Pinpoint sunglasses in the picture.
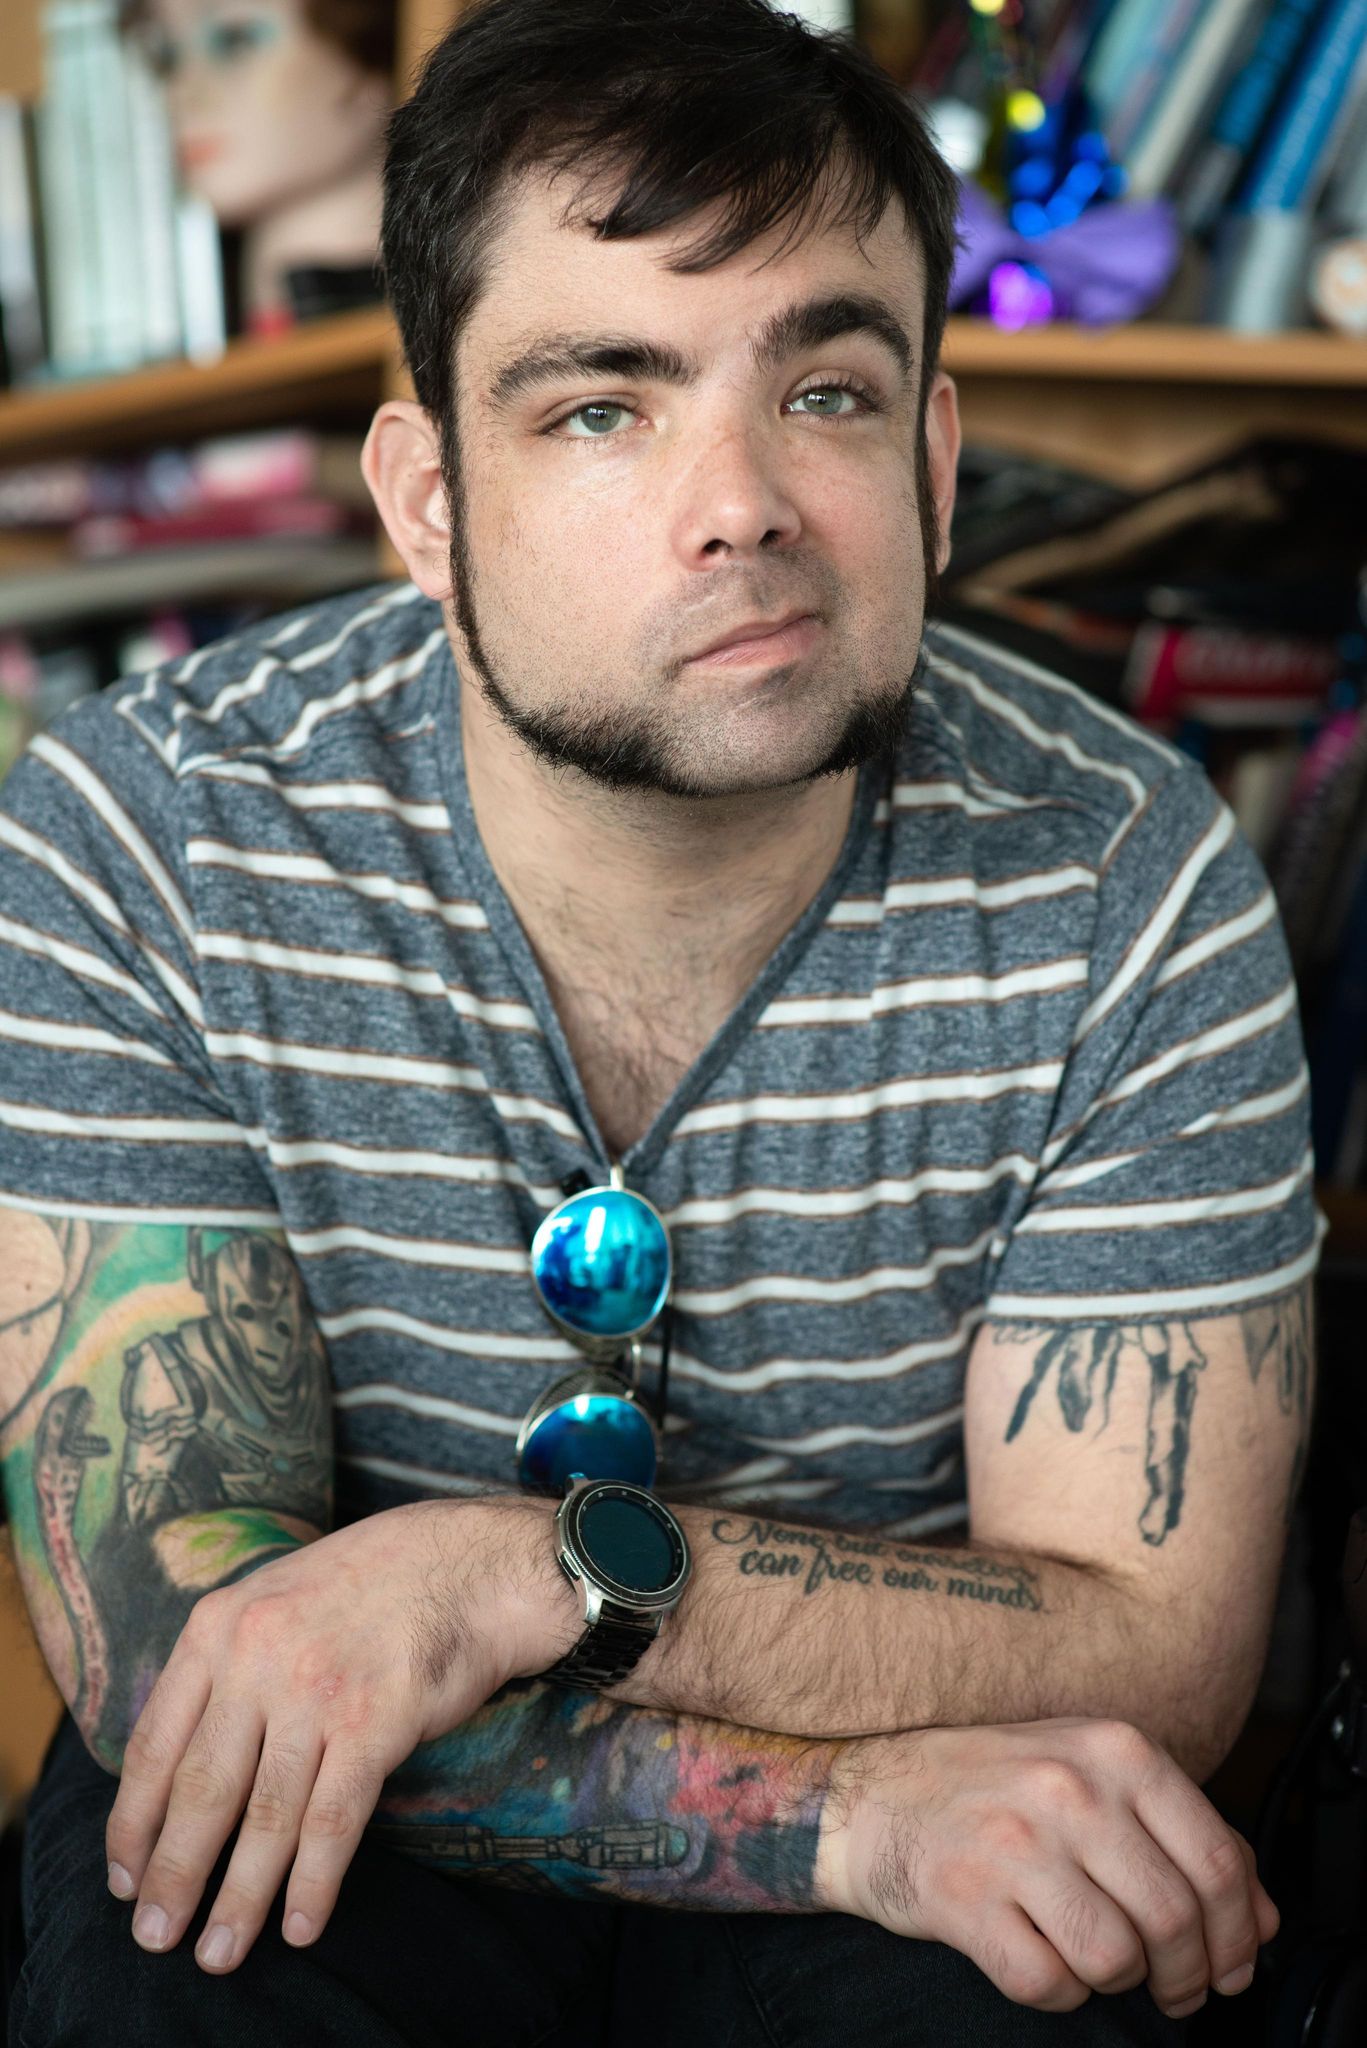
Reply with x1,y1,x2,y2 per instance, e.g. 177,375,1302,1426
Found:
515,1165,674,1494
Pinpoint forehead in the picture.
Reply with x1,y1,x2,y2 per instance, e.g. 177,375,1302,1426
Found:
464,166,925,364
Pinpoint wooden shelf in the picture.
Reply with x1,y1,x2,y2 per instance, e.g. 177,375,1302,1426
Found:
2,312,1365,481
941,320,1367,389
0,306,398,466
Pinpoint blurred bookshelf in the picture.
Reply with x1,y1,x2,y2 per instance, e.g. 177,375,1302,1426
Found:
1,308,1365,485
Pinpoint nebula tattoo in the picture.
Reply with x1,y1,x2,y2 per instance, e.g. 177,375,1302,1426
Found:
995,1283,1314,1546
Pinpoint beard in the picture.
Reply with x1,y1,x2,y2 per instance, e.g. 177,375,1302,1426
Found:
443,428,941,799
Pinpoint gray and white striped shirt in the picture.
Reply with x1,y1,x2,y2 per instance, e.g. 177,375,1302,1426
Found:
0,579,1325,1538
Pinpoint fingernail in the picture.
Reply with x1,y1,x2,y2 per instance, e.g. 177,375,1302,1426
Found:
197,1923,234,1969
284,1909,312,1945
1164,1993,1207,2018
107,1862,134,1899
133,1903,169,1950
1216,1963,1255,1995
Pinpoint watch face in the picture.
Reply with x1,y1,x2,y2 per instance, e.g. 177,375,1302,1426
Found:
576,1486,686,1594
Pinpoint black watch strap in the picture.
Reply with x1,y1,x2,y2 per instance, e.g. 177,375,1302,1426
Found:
544,1599,660,1691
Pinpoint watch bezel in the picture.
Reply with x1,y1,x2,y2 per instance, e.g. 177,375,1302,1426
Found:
556,1477,691,1612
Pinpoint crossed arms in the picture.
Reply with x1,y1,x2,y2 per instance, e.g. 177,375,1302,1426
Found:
1,1214,1314,1913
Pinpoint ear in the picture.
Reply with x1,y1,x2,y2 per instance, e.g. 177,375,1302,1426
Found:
924,369,961,576
360,399,453,601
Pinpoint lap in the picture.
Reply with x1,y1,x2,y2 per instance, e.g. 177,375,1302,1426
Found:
11,1715,1195,2048
608,1897,1196,2048
11,1712,619,2048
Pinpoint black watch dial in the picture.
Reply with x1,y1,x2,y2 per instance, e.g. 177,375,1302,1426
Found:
577,1486,686,1594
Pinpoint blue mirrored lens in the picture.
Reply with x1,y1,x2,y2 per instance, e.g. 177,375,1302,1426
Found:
531,1187,670,1341
519,1392,658,1491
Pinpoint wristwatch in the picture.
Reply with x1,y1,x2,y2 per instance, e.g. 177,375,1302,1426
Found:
541,1472,692,1691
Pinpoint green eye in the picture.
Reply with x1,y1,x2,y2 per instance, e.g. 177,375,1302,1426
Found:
791,386,861,416
203,15,279,62
562,403,631,437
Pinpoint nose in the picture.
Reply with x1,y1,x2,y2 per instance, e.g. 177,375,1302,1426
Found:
671,409,803,565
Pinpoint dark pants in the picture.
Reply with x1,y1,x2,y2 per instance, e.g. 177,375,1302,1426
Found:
10,1712,1190,2048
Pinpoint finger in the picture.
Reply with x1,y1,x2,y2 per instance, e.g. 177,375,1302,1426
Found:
1078,1824,1211,2017
1017,1869,1149,1999
277,1739,386,1954
1233,1831,1281,1958
194,1723,324,1975
1132,1773,1262,2004
106,1653,213,1896
972,1904,1093,2014
132,1697,265,1956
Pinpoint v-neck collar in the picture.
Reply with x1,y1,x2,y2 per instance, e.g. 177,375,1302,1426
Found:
431,640,890,1182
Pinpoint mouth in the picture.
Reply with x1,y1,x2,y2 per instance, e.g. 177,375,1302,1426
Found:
684,612,822,670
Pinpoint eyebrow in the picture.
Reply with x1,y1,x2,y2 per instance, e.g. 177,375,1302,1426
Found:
485,291,916,412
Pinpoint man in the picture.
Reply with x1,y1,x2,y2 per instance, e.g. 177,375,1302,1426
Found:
0,0,1318,2042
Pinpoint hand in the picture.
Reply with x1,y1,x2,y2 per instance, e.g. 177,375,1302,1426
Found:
105,1495,546,1975
823,1717,1279,2020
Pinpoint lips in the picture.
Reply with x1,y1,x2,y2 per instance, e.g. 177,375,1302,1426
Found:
686,610,816,662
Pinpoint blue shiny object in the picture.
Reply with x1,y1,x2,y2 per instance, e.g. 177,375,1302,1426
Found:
530,1186,671,1343
519,1388,658,1491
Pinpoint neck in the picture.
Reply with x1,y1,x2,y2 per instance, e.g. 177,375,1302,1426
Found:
242,159,384,319
457,664,861,1014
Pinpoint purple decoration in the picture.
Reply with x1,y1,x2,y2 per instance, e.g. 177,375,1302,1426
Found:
988,261,1056,329
950,177,1180,326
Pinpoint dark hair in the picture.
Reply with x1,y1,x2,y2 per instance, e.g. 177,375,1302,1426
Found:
381,0,960,487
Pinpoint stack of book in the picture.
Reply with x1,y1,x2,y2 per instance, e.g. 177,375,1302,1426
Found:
0,0,225,388
920,0,1367,331
0,424,377,772
945,431,1367,1193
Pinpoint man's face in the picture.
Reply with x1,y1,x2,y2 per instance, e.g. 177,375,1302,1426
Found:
445,168,958,798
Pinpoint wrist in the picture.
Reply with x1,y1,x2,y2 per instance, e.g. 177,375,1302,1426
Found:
817,1732,903,1920
488,1492,585,1683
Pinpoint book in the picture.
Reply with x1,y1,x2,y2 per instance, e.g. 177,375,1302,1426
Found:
0,430,369,526
0,95,44,386
1179,0,1325,232
1104,0,1213,164
71,494,370,557
1268,701,1367,973
1122,0,1273,198
1236,0,1367,208
1122,620,1342,722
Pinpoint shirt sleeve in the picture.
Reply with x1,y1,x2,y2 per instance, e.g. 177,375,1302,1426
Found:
0,690,277,1225
985,761,1327,1323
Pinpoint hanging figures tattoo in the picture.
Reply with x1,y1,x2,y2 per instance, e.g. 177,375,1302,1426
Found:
993,1282,1314,1546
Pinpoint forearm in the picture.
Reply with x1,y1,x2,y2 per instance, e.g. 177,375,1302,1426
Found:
568,1503,1222,1780
368,1673,853,1913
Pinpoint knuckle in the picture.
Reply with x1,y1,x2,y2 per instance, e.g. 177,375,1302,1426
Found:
1088,1939,1147,1992
1197,1832,1249,1897
123,1717,176,1779
980,1810,1040,1860
1028,1758,1089,1810
301,1797,356,1841
1004,1957,1081,2010
1092,1720,1154,1772
1144,1890,1200,1946
1157,1976,1210,2011
146,1844,201,1890
177,1756,237,1811
244,1783,297,1836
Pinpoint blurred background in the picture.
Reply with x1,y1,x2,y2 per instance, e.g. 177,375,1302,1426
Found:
0,0,1365,2031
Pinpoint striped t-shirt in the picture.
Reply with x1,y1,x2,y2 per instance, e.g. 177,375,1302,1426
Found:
0,578,1325,1540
